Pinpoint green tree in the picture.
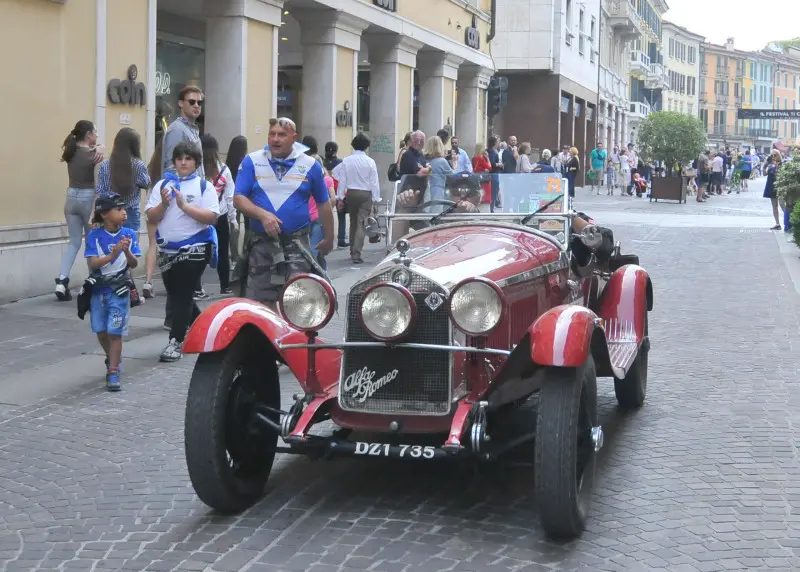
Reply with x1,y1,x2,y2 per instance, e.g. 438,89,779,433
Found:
636,111,707,175
776,154,800,207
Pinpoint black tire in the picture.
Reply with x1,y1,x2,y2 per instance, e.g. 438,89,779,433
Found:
534,356,598,540
184,333,280,513
614,314,649,409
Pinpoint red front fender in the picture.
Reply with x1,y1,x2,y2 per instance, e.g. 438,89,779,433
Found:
596,264,652,342
182,298,341,392
529,305,599,367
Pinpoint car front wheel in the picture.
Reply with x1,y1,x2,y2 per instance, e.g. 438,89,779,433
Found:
534,356,599,540
184,334,281,513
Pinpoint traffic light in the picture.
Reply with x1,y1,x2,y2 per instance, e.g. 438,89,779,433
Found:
487,76,508,117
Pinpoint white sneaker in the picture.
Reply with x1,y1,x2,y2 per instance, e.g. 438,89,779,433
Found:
159,338,183,362
142,281,154,299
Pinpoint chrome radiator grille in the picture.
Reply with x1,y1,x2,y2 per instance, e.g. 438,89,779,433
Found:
339,269,452,416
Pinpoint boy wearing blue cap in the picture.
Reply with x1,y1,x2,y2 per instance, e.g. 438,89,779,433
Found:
84,194,141,391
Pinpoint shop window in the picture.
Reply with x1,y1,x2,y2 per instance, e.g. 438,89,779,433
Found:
156,39,205,134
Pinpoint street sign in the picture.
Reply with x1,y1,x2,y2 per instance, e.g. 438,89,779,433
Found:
737,109,800,120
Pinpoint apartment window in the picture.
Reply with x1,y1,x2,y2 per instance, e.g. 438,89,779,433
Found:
777,73,781,87
785,97,789,109
565,0,573,45
795,76,798,90
578,8,585,55
688,46,696,64
750,87,754,104
688,103,694,116
785,73,789,86
590,17,596,62
669,38,674,58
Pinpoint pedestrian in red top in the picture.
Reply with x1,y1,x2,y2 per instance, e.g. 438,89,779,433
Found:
472,143,492,204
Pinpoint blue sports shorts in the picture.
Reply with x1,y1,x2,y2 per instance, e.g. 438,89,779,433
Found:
90,290,130,336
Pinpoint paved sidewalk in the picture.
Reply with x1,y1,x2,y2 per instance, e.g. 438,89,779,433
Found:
0,240,386,410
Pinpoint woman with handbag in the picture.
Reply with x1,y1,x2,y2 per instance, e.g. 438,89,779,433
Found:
202,134,237,294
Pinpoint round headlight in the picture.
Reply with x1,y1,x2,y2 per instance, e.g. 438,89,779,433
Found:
280,275,334,331
360,284,415,341
449,280,504,335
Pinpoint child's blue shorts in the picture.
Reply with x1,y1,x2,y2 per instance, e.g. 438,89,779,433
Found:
90,290,130,336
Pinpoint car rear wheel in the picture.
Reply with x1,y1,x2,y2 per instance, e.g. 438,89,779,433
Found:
534,356,598,540
614,314,649,409
184,333,280,513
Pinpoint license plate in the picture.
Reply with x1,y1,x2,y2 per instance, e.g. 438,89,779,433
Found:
353,442,439,459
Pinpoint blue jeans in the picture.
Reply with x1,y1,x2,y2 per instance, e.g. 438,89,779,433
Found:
309,220,327,270
58,188,95,279
124,205,141,232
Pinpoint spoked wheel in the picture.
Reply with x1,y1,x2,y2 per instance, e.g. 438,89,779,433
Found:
614,314,649,409
184,334,281,513
534,356,599,540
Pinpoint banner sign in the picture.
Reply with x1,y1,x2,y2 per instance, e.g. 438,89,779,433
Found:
737,109,800,120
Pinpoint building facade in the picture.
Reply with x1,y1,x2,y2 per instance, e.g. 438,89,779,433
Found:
491,0,602,169
625,0,668,144
662,21,702,117
596,0,637,152
699,39,800,152
0,0,494,303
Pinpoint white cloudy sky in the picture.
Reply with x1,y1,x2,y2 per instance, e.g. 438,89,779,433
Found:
662,0,800,51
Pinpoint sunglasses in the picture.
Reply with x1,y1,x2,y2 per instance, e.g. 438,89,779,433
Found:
184,98,203,106
269,117,297,131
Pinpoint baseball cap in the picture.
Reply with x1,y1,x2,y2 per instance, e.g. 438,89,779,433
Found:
95,194,125,213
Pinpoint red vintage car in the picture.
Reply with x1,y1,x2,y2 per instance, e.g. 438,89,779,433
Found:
181,173,653,540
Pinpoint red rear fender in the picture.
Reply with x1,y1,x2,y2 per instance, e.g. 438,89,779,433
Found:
182,298,341,391
596,264,652,342
529,305,600,367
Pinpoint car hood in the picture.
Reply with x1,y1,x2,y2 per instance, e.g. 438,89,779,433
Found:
374,224,564,289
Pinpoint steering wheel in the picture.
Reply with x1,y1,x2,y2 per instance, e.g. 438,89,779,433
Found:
413,199,457,211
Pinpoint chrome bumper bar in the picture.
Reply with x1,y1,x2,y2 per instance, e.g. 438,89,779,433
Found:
277,341,511,356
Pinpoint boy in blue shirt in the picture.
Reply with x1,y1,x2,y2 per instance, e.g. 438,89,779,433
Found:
85,194,141,391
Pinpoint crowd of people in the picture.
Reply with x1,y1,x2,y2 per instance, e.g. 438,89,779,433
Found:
55,85,379,391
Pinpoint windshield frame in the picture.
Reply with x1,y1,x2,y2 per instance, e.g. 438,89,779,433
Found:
377,173,574,251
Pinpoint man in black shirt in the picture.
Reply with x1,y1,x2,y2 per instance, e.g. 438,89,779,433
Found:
398,130,432,177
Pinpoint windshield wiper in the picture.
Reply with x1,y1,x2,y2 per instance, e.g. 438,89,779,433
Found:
429,202,459,225
520,194,565,226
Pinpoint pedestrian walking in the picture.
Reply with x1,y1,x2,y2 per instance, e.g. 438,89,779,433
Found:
142,132,163,303
54,120,104,301
224,135,248,261
323,141,347,248
741,149,753,192
608,146,620,195
472,143,492,203
487,136,503,210
96,128,150,231
566,147,580,198
233,117,333,309
763,150,782,230
331,133,381,264
696,150,710,202
589,142,606,195
710,151,724,195
146,141,220,363
308,158,337,270
626,143,639,196
83,194,141,391
201,134,238,294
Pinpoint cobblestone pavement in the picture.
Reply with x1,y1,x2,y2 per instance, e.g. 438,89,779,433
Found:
3,182,800,571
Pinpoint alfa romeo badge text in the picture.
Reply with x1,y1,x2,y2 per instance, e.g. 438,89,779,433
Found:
343,367,399,402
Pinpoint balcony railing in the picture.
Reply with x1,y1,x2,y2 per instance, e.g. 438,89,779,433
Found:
700,64,708,76
607,0,644,41
716,67,729,79
630,100,651,118
717,94,730,106
645,62,669,90
630,50,650,77
699,92,708,103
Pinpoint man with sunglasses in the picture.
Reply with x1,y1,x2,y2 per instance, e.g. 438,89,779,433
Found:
233,117,334,309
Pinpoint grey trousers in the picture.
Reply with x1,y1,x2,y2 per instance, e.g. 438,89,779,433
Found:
58,188,95,279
